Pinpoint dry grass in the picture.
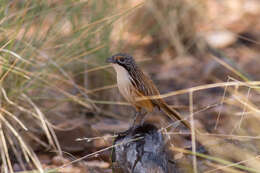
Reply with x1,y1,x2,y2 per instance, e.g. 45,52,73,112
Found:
1,0,260,173
0,0,147,172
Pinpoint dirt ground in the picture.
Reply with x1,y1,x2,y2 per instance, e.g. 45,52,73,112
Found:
2,0,260,173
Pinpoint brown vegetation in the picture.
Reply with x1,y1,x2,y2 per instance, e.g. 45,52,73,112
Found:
0,0,260,172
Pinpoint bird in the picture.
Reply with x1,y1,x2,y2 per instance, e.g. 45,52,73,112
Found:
106,53,190,129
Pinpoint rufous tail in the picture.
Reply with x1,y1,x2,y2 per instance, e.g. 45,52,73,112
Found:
159,101,191,129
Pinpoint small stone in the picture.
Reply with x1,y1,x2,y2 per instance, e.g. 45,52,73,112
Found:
205,30,237,48
52,155,70,166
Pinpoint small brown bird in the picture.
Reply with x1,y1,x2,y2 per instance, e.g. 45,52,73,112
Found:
107,53,190,129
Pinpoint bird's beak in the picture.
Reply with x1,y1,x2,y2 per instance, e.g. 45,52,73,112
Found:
106,56,114,63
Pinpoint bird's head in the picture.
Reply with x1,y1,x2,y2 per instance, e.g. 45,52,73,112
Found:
106,53,136,71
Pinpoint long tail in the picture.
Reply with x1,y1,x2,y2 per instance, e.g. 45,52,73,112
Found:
158,101,191,129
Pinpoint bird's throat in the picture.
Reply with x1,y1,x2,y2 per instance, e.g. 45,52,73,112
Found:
112,63,133,102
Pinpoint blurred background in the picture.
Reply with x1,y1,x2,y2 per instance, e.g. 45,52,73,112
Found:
1,0,260,172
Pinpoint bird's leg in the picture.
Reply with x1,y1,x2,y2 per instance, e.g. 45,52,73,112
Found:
140,111,148,126
131,109,147,127
131,110,140,128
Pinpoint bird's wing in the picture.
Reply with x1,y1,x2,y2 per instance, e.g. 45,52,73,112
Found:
129,69,160,104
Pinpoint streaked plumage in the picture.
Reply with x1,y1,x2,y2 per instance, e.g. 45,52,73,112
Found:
107,53,190,129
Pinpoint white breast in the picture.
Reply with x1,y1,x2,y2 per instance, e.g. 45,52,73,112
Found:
112,64,133,102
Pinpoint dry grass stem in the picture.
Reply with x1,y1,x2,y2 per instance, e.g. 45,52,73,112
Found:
136,81,260,101
189,91,198,173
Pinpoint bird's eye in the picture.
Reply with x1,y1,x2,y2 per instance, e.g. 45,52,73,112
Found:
118,57,125,63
